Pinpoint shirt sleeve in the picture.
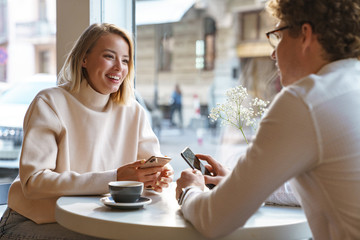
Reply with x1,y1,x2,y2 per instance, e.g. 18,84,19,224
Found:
20,97,116,199
180,89,319,239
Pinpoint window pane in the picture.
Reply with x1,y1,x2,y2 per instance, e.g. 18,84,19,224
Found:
259,10,276,40
196,40,204,69
159,24,173,71
0,0,56,180
205,34,215,70
5,0,56,83
242,12,258,41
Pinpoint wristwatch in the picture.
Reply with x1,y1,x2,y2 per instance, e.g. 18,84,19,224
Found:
177,186,194,205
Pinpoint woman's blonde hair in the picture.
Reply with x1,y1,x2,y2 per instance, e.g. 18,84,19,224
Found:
58,23,135,105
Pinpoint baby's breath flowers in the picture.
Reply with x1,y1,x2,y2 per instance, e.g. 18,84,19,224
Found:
209,86,269,144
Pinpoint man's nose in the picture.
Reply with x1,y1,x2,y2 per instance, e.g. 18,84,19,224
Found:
270,49,276,60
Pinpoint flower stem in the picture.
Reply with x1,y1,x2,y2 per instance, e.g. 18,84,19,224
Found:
239,127,249,145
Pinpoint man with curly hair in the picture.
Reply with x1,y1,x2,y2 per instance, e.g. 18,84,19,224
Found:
176,0,360,239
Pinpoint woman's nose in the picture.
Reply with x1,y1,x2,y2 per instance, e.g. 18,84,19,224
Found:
113,60,122,71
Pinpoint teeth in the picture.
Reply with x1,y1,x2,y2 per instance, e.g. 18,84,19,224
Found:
107,75,120,80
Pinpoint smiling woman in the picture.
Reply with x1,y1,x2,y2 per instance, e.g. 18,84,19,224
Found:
81,34,130,95
0,23,174,239
58,24,135,105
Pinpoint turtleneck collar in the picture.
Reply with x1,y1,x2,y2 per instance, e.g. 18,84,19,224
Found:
72,79,111,112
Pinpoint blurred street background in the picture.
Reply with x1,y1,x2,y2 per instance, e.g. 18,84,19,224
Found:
1,0,268,185
0,119,249,184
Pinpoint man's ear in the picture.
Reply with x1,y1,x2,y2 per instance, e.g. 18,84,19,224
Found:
301,23,314,53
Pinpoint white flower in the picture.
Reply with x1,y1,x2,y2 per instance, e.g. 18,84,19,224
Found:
209,86,269,144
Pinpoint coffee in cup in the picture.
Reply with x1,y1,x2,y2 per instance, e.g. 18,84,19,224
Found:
108,181,144,203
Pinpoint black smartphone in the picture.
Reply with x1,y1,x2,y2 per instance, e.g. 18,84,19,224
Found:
180,147,215,189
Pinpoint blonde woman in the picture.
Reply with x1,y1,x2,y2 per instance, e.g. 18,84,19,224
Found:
0,23,173,239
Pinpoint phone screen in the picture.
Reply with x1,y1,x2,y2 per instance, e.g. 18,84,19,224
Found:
181,147,210,175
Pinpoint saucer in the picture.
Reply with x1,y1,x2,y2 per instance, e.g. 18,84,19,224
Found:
100,196,152,210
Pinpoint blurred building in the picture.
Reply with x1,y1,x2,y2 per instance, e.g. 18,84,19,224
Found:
135,0,279,127
0,0,56,84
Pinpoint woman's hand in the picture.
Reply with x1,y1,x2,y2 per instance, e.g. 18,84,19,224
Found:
117,160,163,187
176,168,205,199
152,164,174,193
116,160,174,193
196,154,230,186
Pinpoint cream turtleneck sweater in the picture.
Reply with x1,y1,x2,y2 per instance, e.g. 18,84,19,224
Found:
8,80,161,224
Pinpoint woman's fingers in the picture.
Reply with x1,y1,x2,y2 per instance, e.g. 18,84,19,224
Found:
118,160,174,191
128,159,146,167
138,166,163,175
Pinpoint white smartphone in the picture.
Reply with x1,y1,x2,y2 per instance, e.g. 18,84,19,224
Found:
139,156,171,168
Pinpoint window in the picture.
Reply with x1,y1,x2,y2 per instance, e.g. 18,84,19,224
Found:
241,10,275,42
158,24,173,72
200,17,216,71
39,0,47,21
38,50,50,73
0,0,7,83
0,60,6,83
0,0,56,181
204,33,215,70
1,0,56,83
0,0,7,42
195,40,204,69
50,1,275,183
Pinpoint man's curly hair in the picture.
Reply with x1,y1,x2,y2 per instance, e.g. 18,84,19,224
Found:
266,0,360,61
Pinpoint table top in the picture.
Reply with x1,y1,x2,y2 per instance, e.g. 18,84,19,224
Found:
56,184,312,240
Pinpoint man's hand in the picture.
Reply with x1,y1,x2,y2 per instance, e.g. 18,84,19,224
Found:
176,169,205,199
196,154,230,186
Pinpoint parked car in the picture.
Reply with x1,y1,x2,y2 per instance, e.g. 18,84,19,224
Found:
0,74,153,171
0,74,57,169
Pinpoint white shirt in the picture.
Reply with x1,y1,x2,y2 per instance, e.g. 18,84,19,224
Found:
181,58,360,240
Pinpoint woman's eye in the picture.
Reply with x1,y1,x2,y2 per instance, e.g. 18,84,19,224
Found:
104,54,115,59
122,59,129,64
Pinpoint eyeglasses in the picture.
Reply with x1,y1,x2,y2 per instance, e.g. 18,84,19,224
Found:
265,26,290,49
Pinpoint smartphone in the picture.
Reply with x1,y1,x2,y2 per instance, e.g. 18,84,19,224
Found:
139,156,171,168
180,147,215,189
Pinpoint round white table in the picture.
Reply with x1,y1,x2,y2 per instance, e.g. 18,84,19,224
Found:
56,184,312,240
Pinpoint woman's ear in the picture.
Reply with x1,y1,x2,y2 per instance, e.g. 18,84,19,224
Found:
82,57,87,68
